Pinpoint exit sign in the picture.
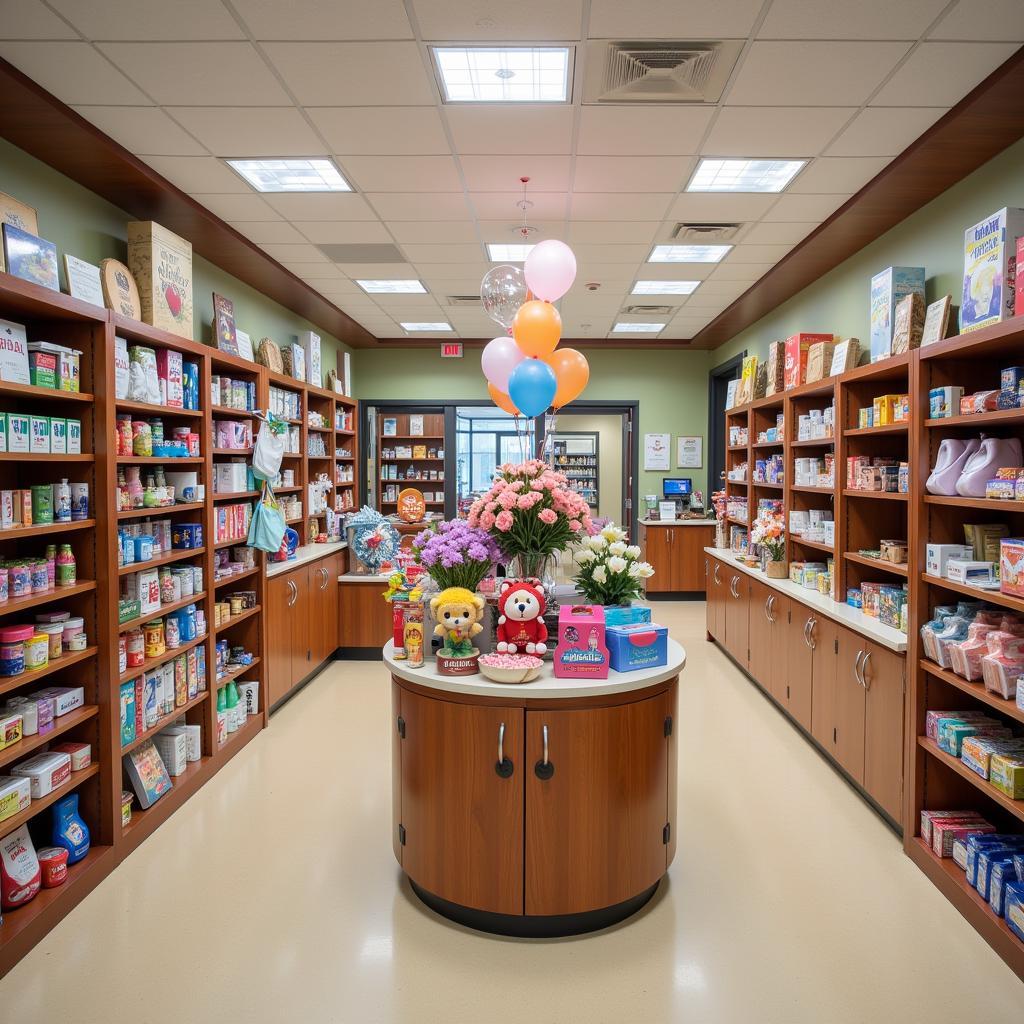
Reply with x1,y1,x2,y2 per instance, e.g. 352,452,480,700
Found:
441,342,463,358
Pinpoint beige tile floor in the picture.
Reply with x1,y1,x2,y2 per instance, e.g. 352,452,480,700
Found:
3,602,1023,1023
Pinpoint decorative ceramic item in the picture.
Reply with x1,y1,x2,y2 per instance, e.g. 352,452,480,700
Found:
431,585,485,675
478,652,543,684
397,487,426,523
101,258,142,319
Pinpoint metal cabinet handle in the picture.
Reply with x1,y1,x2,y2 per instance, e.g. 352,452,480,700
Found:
713,564,720,584
765,594,775,623
534,724,554,780
730,575,739,598
495,722,513,778
860,650,872,690
804,617,816,649
287,579,297,606
319,566,329,590
853,650,865,688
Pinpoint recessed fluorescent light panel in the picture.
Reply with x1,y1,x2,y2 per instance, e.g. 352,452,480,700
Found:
356,280,427,294
432,46,571,103
401,322,453,333
687,158,805,193
612,322,665,334
487,243,535,262
226,157,350,193
631,280,700,296
649,244,731,264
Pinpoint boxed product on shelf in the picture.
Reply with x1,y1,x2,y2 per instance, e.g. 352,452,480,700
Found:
123,739,173,809
926,543,974,577
990,754,1024,798
960,207,1024,333
127,220,194,340
988,858,1020,916
928,386,963,419
805,340,834,383
932,818,995,858
765,340,785,395
946,558,996,586
0,775,30,823
606,623,667,673
1000,538,1024,597
920,809,985,846
11,750,71,797
870,266,925,362
961,735,1024,780
153,729,187,777
784,333,833,390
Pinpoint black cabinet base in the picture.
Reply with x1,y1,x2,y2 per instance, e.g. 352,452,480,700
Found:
408,878,660,938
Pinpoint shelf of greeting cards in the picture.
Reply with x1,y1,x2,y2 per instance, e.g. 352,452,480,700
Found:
0,762,100,841
725,479,747,487
844,552,908,577
115,399,203,420
923,494,1024,513
919,658,1024,726
0,519,96,541
790,536,834,555
118,632,207,686
918,312,1024,363
0,380,93,404
0,703,98,771
118,547,205,576
120,690,210,757
118,502,204,520
0,646,97,700
119,592,206,634
921,573,1024,616
843,423,909,437
925,409,1024,429
918,736,1024,824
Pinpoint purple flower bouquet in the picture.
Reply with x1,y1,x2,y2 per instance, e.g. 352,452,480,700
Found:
412,519,503,592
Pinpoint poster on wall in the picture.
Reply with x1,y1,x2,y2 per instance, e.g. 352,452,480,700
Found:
643,432,670,471
677,436,702,468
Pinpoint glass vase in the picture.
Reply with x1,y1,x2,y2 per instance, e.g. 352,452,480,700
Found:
509,551,561,633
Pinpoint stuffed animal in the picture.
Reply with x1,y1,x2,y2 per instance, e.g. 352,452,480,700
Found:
431,586,485,656
496,580,548,655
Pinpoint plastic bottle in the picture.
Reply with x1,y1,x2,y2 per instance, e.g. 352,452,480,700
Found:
53,480,71,523
56,545,76,588
215,686,227,743
116,468,128,511
45,544,56,588
126,466,143,509
225,681,240,733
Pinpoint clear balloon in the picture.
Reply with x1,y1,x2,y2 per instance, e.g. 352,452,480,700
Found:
488,382,520,416
512,300,562,359
480,336,526,393
545,348,590,409
480,265,528,329
508,359,557,418
524,239,577,302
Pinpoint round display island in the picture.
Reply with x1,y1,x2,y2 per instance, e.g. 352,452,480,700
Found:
386,638,685,937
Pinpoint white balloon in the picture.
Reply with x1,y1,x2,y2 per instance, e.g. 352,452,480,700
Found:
480,265,528,329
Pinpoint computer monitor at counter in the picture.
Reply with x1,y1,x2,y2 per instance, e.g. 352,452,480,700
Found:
662,477,692,499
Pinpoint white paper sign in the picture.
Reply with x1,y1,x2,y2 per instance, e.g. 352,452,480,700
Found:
343,351,352,397
303,330,321,387
644,432,670,471
677,435,702,468
0,317,29,384
63,254,105,307
235,329,254,362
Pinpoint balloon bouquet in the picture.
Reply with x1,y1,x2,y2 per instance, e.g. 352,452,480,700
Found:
479,240,590,456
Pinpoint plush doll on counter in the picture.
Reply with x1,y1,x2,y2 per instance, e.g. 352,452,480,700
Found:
496,580,548,655
430,586,485,657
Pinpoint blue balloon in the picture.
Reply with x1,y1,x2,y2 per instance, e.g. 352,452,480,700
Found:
508,359,557,418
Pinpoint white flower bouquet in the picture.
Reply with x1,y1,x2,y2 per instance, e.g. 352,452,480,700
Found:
573,522,654,606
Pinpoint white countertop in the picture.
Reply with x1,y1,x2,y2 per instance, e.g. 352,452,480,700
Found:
384,638,685,699
266,540,347,578
338,571,392,583
705,547,908,653
640,518,715,527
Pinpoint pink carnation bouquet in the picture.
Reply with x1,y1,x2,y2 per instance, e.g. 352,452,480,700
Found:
466,459,594,566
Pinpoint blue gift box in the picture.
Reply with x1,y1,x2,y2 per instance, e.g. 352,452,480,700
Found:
606,623,668,673
603,604,652,627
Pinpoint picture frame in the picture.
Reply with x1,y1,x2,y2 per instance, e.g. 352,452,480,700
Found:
921,295,952,347
676,436,702,469
383,417,398,437
62,254,104,306
643,432,670,471
3,223,59,292
213,293,239,355
0,192,38,274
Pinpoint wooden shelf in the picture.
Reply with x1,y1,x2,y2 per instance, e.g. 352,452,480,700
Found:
919,315,1024,362
726,516,748,527
920,658,1024,726
0,763,100,841
752,440,784,449
119,633,207,685
118,546,205,576
381,457,443,462
215,604,261,631
0,452,94,462
751,480,784,490
925,408,1024,429
213,536,249,549
215,656,261,688
921,573,1023,613
790,535,834,555
118,502,204,519
726,444,747,452
116,456,204,465
0,380,92,403
843,423,909,436
212,447,252,456
213,565,260,588
842,489,909,501
118,592,207,633
273,485,301,494
212,490,259,501
380,477,444,484
0,519,96,540
790,437,835,448
0,704,98,770
217,710,262,751
725,479,748,486
381,434,443,440
0,579,95,617
844,552,908,577
790,485,834,494
116,399,202,419
211,404,257,417
0,646,97,699
307,425,332,434
918,736,1024,823
120,690,210,756
923,493,1024,513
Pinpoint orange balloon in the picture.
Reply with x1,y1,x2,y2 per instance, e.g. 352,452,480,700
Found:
545,348,590,409
512,299,562,359
488,381,520,416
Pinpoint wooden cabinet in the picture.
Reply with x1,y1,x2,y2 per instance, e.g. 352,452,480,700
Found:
706,555,726,640
308,552,343,667
861,640,904,821
724,568,750,669
832,624,866,783
642,526,671,592
746,578,773,690
643,524,715,593
786,608,816,732
767,592,793,709
266,568,302,709
339,577,395,649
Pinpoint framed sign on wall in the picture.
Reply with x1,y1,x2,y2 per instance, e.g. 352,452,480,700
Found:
643,432,670,471
677,435,702,468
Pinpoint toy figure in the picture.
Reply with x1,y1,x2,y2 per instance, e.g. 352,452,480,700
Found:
496,580,548,655
430,586,486,657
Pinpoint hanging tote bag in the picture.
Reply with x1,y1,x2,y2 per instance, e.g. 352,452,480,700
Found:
253,412,286,482
248,481,287,553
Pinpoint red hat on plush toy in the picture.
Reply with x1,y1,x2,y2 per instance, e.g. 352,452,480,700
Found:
496,580,548,656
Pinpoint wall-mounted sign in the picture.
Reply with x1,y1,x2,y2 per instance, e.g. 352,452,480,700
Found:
677,435,702,468
441,342,463,358
643,432,670,471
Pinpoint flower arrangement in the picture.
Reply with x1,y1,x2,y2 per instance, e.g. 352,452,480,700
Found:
466,459,594,566
573,523,654,606
412,519,502,592
750,513,785,562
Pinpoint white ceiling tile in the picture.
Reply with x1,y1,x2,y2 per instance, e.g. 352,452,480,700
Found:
723,244,794,264
295,222,394,245
231,0,413,39
71,106,206,156
708,262,775,282
563,320,613,337
588,0,763,37
278,258,334,274
410,263,490,280
49,0,245,39
343,155,462,192
335,262,418,277
265,193,381,221
0,42,150,105
469,191,567,220
566,263,637,283
0,2,78,38
790,156,891,194
826,107,946,157
98,43,291,105
626,263,716,281
576,107,714,156
871,42,1019,107
567,222,660,244
929,0,1024,41
146,156,250,194
570,193,674,221
477,221,565,245
741,221,818,245
460,156,571,192
261,242,327,262
369,193,473,220
293,266,352,283
402,243,485,263
262,42,434,106
414,0,583,40
191,194,282,221
725,41,911,106
702,107,856,158
689,279,749,298
166,107,323,157
758,0,950,40
561,294,632,315
570,243,649,263
389,222,479,243
420,275,486,293
445,106,574,155
667,193,777,222
762,193,850,222
230,221,307,244
308,107,450,156
573,156,690,193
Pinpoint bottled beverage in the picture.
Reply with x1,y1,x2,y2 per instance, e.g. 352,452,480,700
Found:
56,545,76,588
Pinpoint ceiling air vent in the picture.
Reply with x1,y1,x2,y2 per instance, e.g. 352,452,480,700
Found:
318,243,405,263
622,304,674,316
582,40,743,104
445,295,482,306
671,223,742,243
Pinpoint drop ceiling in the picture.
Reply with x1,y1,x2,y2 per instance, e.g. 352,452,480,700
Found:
0,0,1021,345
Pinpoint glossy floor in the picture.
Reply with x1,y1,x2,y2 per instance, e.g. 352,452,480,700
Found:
4,602,1022,1022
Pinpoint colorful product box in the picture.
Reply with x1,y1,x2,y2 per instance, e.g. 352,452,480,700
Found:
156,348,183,408
870,266,925,362
784,333,832,390
28,347,57,388
66,419,81,455
990,753,1024,799
0,776,31,823
1010,883,1024,942
605,622,668,673
961,207,1024,332
1000,538,1024,598
928,386,963,419
48,417,66,455
926,543,973,578
1017,236,1024,317
553,605,609,679
920,809,985,847
603,605,652,627
932,819,995,858
29,414,49,454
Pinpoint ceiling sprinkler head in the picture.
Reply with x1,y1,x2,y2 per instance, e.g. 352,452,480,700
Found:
515,224,539,238
495,68,515,79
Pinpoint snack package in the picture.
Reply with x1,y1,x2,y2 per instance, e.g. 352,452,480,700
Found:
0,824,40,910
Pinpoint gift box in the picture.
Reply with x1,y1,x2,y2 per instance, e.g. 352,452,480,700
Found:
606,622,668,673
603,605,652,627
553,605,609,679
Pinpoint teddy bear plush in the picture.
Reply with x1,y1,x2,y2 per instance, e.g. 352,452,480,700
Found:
430,586,485,656
496,580,548,655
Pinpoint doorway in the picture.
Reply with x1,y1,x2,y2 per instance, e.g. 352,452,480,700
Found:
707,353,745,498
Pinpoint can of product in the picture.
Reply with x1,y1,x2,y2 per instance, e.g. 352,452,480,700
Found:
30,559,49,594
159,568,174,605
65,632,87,652
39,622,63,660
403,605,425,668
116,416,133,455
0,567,9,602
187,433,200,457
30,485,53,525
165,615,180,650
134,535,154,562
9,563,29,597
24,633,49,671
125,628,145,667
229,595,243,617
70,483,89,521
144,619,165,658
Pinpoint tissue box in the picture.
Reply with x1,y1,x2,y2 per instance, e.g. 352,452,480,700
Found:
11,750,71,797
29,686,84,717
603,605,652,627
926,544,973,578
946,559,995,586
928,386,963,419
0,776,30,823
553,605,609,679
606,623,668,673
1000,538,1024,597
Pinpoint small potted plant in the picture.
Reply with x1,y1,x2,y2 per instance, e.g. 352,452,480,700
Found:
751,513,786,577
573,523,654,607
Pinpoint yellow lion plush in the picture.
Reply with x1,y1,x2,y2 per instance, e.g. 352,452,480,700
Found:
431,586,485,656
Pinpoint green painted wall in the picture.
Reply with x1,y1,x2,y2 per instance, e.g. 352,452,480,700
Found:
713,137,1024,367
353,346,712,497
0,137,349,375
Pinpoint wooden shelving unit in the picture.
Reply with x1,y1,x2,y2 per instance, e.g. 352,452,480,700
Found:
377,411,445,513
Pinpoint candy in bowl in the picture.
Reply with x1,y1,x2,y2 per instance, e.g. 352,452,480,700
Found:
478,652,544,684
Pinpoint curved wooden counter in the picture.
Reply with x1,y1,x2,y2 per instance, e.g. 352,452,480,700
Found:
387,640,684,936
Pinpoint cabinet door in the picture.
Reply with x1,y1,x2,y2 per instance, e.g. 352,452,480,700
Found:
767,592,792,707
266,573,295,709
307,558,339,667
524,689,673,916
678,526,713,591
290,567,312,688
643,528,671,593
809,615,839,746
834,625,866,784
787,609,814,732
725,572,750,668
710,558,726,641
862,641,905,821
400,689,524,915
746,578,772,690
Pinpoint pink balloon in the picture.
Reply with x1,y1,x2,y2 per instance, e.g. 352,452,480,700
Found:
481,336,526,392
524,239,577,302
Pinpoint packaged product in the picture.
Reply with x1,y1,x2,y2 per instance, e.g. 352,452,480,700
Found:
36,846,68,888
0,711,23,752
11,750,71,797
960,207,1024,332
870,266,924,361
990,754,1024,799
1000,538,1024,598
932,819,995,858
123,740,172,809
50,741,91,771
153,729,187,777
0,775,30,823
990,858,1020,916
966,835,1024,888
0,824,40,909
920,809,985,847
961,736,1024,780
50,792,89,863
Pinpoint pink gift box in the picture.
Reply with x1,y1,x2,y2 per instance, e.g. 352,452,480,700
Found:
553,605,609,679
